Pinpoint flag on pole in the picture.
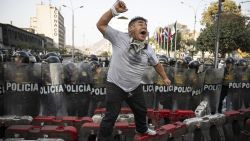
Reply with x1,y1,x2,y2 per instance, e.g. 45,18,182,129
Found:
173,21,177,35
153,31,159,46
153,27,160,48
174,21,178,58
162,27,172,49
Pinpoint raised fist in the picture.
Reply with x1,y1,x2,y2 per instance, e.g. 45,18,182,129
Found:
114,0,128,13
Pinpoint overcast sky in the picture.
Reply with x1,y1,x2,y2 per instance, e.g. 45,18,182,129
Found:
0,0,249,48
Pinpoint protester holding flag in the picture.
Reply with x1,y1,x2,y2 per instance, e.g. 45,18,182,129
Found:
96,0,171,140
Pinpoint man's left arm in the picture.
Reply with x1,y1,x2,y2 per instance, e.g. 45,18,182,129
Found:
154,63,171,86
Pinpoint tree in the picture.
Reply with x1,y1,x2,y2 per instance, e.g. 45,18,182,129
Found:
196,13,250,58
100,51,110,57
201,0,241,26
17,43,30,50
46,47,60,52
175,24,194,51
59,47,67,54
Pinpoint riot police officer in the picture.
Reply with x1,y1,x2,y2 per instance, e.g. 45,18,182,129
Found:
188,60,205,111
4,51,39,116
88,59,107,116
172,58,191,110
218,57,235,113
63,62,90,116
236,58,249,108
40,55,65,116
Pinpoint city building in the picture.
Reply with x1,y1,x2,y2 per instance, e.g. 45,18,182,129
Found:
30,3,65,48
38,34,54,49
0,23,45,60
21,28,35,34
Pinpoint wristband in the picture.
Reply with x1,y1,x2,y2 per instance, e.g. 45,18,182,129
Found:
110,5,119,17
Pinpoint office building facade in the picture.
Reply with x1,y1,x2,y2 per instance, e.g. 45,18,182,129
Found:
30,4,65,48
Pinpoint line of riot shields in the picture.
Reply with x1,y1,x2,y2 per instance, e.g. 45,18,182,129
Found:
0,62,249,117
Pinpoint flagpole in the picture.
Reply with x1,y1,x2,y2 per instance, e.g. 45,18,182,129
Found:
166,27,169,56
160,28,163,50
170,35,173,56
173,21,177,59
158,32,160,50
174,29,177,59
163,32,166,54
156,30,160,51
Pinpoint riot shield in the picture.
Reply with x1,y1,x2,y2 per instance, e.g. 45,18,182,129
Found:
172,67,193,110
40,63,66,116
229,66,250,109
241,66,250,108
156,66,174,110
4,62,41,116
141,66,158,109
62,62,91,116
189,71,206,111
222,67,237,111
203,68,224,114
0,63,4,115
88,64,108,116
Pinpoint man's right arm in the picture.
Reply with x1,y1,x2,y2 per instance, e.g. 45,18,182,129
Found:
96,10,113,35
96,0,127,35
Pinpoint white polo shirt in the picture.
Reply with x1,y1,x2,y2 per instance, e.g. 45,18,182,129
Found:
104,26,159,92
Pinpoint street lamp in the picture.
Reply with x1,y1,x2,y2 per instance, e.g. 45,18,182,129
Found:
180,1,202,40
180,1,208,59
62,5,83,62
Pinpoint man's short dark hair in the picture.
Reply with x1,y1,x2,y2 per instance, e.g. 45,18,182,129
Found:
128,16,147,27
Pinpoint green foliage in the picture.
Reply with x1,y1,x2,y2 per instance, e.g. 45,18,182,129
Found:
17,43,43,51
59,47,67,54
196,13,250,57
100,51,110,57
17,43,30,50
46,47,60,52
201,0,241,26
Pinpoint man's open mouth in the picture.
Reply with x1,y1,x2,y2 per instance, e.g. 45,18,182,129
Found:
140,31,147,35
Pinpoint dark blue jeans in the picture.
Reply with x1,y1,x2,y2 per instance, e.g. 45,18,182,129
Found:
97,82,147,141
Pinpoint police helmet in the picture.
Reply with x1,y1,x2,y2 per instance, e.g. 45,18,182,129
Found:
45,52,63,62
188,60,200,70
169,57,176,67
176,59,186,68
237,58,248,66
90,54,98,62
184,56,192,64
90,61,100,71
45,56,61,63
225,57,235,64
12,51,30,63
159,58,168,65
